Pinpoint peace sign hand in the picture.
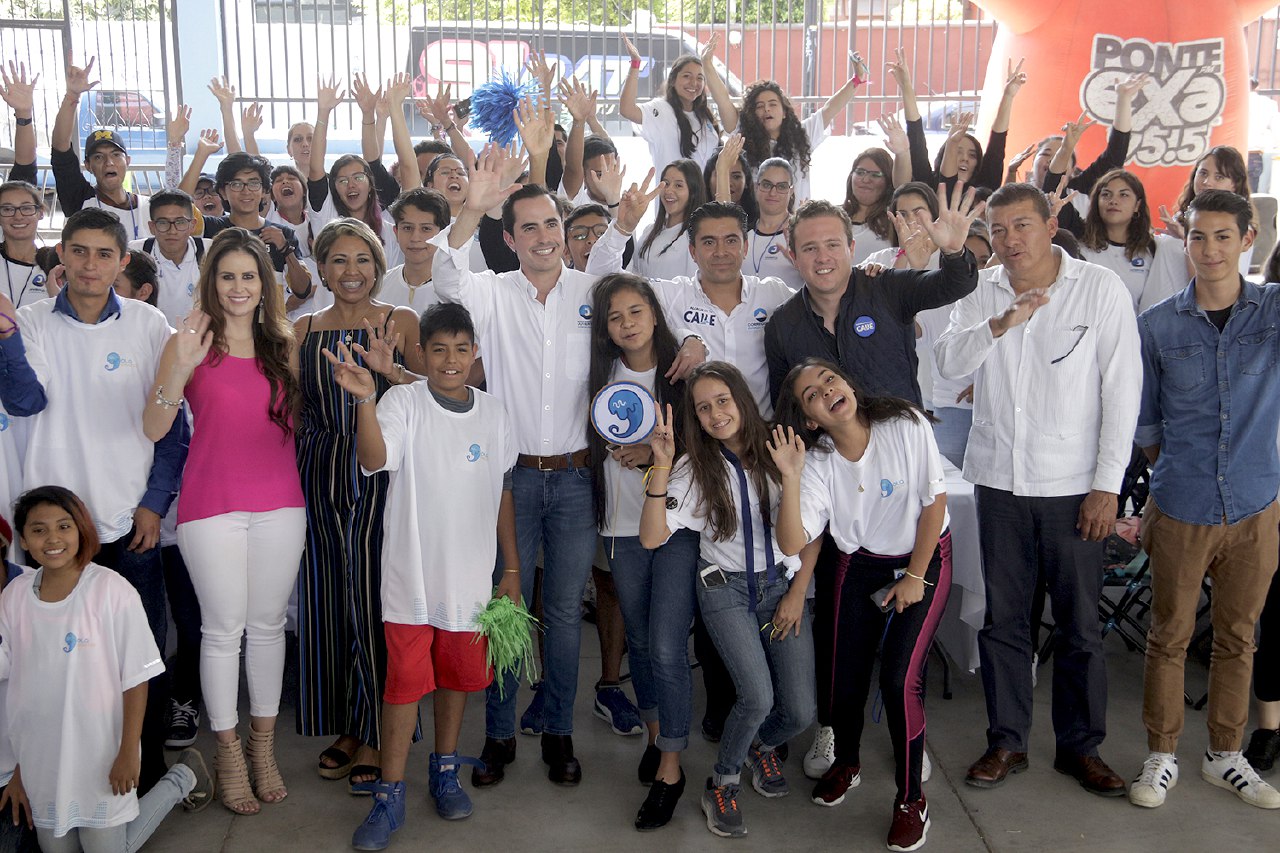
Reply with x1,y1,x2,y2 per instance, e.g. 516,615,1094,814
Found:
617,167,659,235
351,315,403,377
1003,57,1027,98
1047,176,1080,219
767,425,807,480
650,404,677,466
322,341,377,399
1061,111,1096,147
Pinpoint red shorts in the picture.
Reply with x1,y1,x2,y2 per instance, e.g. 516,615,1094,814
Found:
383,623,492,703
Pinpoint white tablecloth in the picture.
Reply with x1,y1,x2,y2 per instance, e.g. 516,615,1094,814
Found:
935,462,985,672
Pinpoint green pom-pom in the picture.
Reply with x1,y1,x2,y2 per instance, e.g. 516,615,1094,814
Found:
474,595,540,699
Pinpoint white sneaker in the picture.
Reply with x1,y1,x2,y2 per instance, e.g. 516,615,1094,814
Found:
1031,652,1039,688
922,747,932,783
1202,750,1280,808
1129,752,1178,808
803,726,836,780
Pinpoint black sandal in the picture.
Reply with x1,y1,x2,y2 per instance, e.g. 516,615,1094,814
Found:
348,765,383,795
317,746,355,780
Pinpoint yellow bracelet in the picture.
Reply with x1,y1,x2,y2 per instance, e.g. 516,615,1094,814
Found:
904,571,935,587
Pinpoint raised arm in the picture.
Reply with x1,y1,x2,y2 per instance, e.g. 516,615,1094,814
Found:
310,75,345,182
385,73,421,191
820,52,870,127
620,34,645,124
163,105,190,189
414,83,473,166
713,134,744,203
877,115,912,187
638,404,678,549
144,311,213,441
208,76,242,154
990,59,1026,135
52,55,97,153
514,92,553,189
768,425,809,556
557,76,596,197
887,48,934,184
448,143,520,250
1044,112,1095,187
0,62,38,170
241,102,263,157
353,72,382,163
701,34,738,133
178,129,223,197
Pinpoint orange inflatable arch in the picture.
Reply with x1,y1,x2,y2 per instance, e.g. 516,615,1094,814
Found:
972,0,1277,209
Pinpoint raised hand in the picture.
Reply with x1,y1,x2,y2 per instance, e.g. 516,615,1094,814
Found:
208,75,236,110
876,114,909,155
463,143,521,213
1115,72,1150,104
617,167,659,235
322,341,378,399
622,34,642,64
557,76,596,124
350,315,403,377
892,211,937,269
523,49,557,95
0,61,38,113
415,82,453,126
849,50,870,83
497,140,530,189
351,72,380,116
767,425,807,479
594,154,626,206
165,104,192,141
64,55,98,97
1047,176,1080,219
241,102,264,136
385,72,412,106
946,110,975,136
1006,141,1037,176
1060,110,1096,147
650,404,676,466
1158,204,1185,239
700,32,720,64
1003,57,1027,99
886,46,912,93
175,310,214,374
923,182,985,255
316,74,346,113
195,128,223,158
719,132,744,169
513,92,554,156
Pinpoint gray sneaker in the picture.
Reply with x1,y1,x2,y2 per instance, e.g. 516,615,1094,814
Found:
747,746,789,798
701,778,747,837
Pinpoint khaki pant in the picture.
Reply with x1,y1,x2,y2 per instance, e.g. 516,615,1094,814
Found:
1141,499,1280,753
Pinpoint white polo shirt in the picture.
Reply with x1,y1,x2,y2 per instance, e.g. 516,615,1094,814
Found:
635,97,720,171
80,195,151,242
934,249,1141,496
431,227,597,455
1079,233,1187,315
632,222,698,281
0,247,50,309
745,226,803,290
127,237,210,325
379,264,439,311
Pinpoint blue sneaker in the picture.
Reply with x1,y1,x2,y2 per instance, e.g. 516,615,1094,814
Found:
351,781,406,851
520,683,545,736
429,753,477,820
593,685,643,736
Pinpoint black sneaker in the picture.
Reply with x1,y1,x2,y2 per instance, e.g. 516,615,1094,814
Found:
638,744,661,786
165,699,199,749
701,714,724,743
635,770,686,831
1245,728,1280,775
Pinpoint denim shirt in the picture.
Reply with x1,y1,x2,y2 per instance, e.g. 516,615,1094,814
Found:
1136,279,1280,525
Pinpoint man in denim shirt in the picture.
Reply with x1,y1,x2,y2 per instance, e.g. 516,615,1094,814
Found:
1130,190,1280,811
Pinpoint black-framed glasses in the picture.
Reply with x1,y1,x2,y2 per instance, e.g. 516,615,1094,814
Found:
1051,325,1089,364
0,204,39,217
152,217,194,233
759,180,792,195
852,168,885,180
568,224,609,241
226,179,263,192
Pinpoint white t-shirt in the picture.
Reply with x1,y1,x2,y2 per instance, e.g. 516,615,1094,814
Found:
0,247,50,309
0,563,164,835
126,237,211,325
664,455,799,578
799,412,949,556
916,304,972,412
366,385,517,629
768,112,828,203
745,226,803,290
308,192,402,268
636,97,720,171
1080,234,1188,315
632,222,698,281
852,223,894,266
601,363,656,538
80,195,151,242
16,298,171,542
380,264,439,311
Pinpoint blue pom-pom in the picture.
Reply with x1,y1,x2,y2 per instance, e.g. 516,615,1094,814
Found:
468,71,542,146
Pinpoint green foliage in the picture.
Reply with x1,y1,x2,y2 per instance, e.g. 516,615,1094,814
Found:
890,0,968,22
369,0,805,25
0,0,159,20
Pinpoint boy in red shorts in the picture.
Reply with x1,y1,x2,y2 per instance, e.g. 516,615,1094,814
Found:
329,302,520,850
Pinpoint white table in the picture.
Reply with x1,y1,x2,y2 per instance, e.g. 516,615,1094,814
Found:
935,462,985,672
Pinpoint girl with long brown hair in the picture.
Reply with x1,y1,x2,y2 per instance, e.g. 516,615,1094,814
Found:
142,227,305,815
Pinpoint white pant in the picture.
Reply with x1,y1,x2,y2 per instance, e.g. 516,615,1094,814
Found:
177,508,305,732
35,764,193,853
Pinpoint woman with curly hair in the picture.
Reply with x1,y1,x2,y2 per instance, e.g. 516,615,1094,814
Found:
734,58,868,203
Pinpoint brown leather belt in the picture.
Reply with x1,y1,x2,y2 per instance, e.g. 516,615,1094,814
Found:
517,449,591,471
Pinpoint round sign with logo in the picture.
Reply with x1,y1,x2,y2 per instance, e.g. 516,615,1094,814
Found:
590,381,658,446
854,315,877,337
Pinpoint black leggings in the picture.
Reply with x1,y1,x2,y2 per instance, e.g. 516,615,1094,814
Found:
1256,537,1280,703
824,534,952,803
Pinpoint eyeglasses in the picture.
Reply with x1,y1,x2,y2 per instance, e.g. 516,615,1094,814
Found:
193,186,218,198
432,168,468,180
568,224,609,241
852,168,885,180
152,217,194,233
226,179,264,192
334,173,370,188
0,203,40,217
759,180,792,195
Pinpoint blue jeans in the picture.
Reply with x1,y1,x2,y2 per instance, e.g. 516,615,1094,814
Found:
486,465,598,738
698,573,816,783
931,406,972,469
605,530,699,751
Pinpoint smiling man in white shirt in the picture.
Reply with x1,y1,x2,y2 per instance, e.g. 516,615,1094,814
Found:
431,145,706,790
935,182,1140,797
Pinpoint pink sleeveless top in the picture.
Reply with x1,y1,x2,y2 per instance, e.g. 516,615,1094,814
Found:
176,352,305,524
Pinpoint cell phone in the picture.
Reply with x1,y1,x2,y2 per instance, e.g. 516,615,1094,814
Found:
871,580,898,613
700,564,729,589
454,97,471,120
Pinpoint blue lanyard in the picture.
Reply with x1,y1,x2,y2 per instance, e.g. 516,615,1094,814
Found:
721,447,777,612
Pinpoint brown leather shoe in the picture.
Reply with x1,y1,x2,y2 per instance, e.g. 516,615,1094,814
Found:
1053,752,1126,797
965,747,1029,788
541,733,582,786
471,737,516,788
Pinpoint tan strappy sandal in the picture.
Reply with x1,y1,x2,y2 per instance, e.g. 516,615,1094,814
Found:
215,737,260,815
247,727,288,804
